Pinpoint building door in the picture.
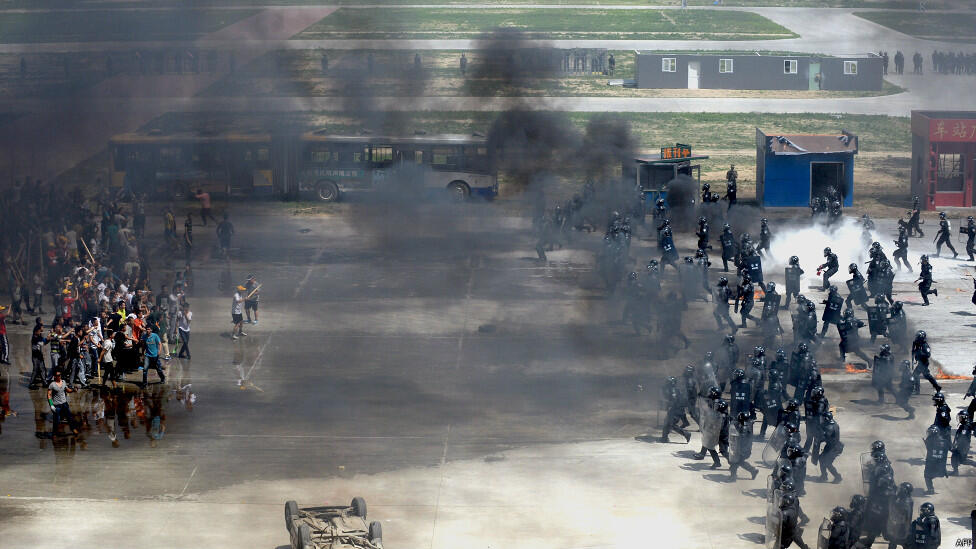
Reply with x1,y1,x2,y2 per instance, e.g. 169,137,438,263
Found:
687,61,700,89
810,162,844,201
808,62,821,90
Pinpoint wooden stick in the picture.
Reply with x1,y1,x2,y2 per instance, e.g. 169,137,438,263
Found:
246,283,262,299
80,237,95,264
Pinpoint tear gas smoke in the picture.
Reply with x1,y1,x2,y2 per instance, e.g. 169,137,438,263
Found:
768,217,886,288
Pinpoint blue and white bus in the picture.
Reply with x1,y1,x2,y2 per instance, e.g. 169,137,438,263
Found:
297,132,498,202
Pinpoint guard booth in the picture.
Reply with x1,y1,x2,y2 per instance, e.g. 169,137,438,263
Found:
630,143,708,209
911,111,976,210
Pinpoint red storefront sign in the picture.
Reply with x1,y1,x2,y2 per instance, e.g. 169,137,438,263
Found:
928,118,976,142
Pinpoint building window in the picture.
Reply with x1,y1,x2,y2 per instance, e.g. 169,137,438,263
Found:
662,58,676,72
843,61,858,75
784,60,798,74
937,153,964,192
719,59,734,73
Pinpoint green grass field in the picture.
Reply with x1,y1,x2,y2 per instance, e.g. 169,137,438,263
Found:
855,11,976,42
293,8,796,40
0,9,258,43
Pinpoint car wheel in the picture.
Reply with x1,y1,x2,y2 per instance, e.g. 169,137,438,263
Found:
316,180,339,202
447,181,469,202
297,524,312,549
351,496,367,518
368,520,383,541
285,500,299,533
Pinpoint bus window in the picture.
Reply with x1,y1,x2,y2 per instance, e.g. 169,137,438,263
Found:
309,148,334,164
159,147,183,171
371,146,394,165
431,146,458,169
256,147,270,169
414,150,423,164
338,147,366,165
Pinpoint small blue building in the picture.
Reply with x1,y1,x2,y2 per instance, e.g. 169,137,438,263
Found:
755,128,858,207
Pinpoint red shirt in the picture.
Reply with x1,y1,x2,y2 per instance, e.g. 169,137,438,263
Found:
61,297,75,318
0,313,6,335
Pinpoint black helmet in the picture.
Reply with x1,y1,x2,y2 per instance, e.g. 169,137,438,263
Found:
920,502,934,517
699,216,707,223
786,399,799,411
969,216,974,222
786,445,804,459
780,479,796,493
915,330,927,341
766,281,776,292
737,411,749,423
822,411,835,423
707,386,721,399
718,276,728,286
939,211,946,219
732,368,746,381
779,493,796,508
932,392,945,404
811,386,825,399
806,300,816,312
684,364,695,375
723,223,731,231
761,217,768,225
755,346,766,356
629,271,638,280
778,464,793,478
871,440,886,453
850,495,866,509
695,249,705,259
715,400,729,414
849,263,858,273
656,198,665,206
829,285,838,293
741,272,752,283
666,376,677,385
880,343,891,354
830,506,847,523
958,410,970,424
892,301,903,311
798,343,809,353
789,255,799,265
704,351,714,361
702,182,710,190
785,422,799,433
898,482,913,497
824,247,832,256
725,334,735,344
920,254,929,263
776,348,787,359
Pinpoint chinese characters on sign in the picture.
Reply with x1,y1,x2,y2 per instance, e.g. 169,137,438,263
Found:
661,143,693,160
929,119,976,142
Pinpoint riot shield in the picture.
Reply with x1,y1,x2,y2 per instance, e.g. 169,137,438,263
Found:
816,518,832,549
846,278,868,305
762,424,787,466
866,306,886,336
792,456,807,494
885,498,913,543
860,452,874,495
823,295,843,324
700,401,722,449
765,506,783,549
747,254,764,284
729,426,742,464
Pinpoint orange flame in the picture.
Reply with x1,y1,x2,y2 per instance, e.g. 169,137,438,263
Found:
935,367,973,380
845,363,870,374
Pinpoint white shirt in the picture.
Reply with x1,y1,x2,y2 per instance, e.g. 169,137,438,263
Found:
178,311,192,332
101,339,114,363
232,293,243,315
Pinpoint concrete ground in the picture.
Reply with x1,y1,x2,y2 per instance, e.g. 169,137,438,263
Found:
0,204,973,548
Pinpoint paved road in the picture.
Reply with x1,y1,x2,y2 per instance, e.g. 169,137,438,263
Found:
0,206,972,549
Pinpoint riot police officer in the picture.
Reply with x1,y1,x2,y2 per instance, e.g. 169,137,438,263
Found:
802,386,828,459
736,273,759,328
963,215,976,261
820,286,843,337
724,165,737,208
888,301,909,349
718,334,739,391
950,411,973,475
761,282,783,347
758,218,772,258
894,360,917,419
660,376,692,443
885,482,914,549
712,277,737,333
681,364,700,427
818,247,839,290
933,211,957,258
893,225,912,271
728,411,759,480
838,307,871,365
822,506,850,549
911,330,941,393
816,411,843,483
729,368,752,418
922,425,949,494
784,256,803,308
778,492,811,549
660,226,678,270
932,392,951,437
696,216,711,251
719,224,736,272
872,344,895,403
845,263,869,310
907,200,924,237
866,294,890,343
916,255,937,306
909,502,941,548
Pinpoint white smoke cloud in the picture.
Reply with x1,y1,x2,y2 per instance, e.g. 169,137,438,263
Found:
767,217,884,289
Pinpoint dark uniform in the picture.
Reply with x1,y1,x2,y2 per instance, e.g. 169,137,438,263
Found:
950,412,973,474
761,282,783,347
719,226,736,272
922,425,949,494
963,216,976,261
817,413,843,482
893,227,912,271
872,345,894,403
713,278,737,332
907,204,924,237
758,218,771,257
660,377,691,443
736,275,758,328
911,331,941,394
838,310,871,364
933,213,957,258
818,248,838,291
845,264,869,310
916,255,937,306
909,503,941,549
728,413,758,480
784,256,803,308
819,287,843,337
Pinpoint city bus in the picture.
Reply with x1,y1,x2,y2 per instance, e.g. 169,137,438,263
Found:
108,129,498,202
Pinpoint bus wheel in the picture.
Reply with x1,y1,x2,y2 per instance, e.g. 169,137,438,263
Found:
447,181,469,202
316,180,339,202
171,183,189,201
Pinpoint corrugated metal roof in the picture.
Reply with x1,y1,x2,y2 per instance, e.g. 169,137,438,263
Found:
766,133,857,155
